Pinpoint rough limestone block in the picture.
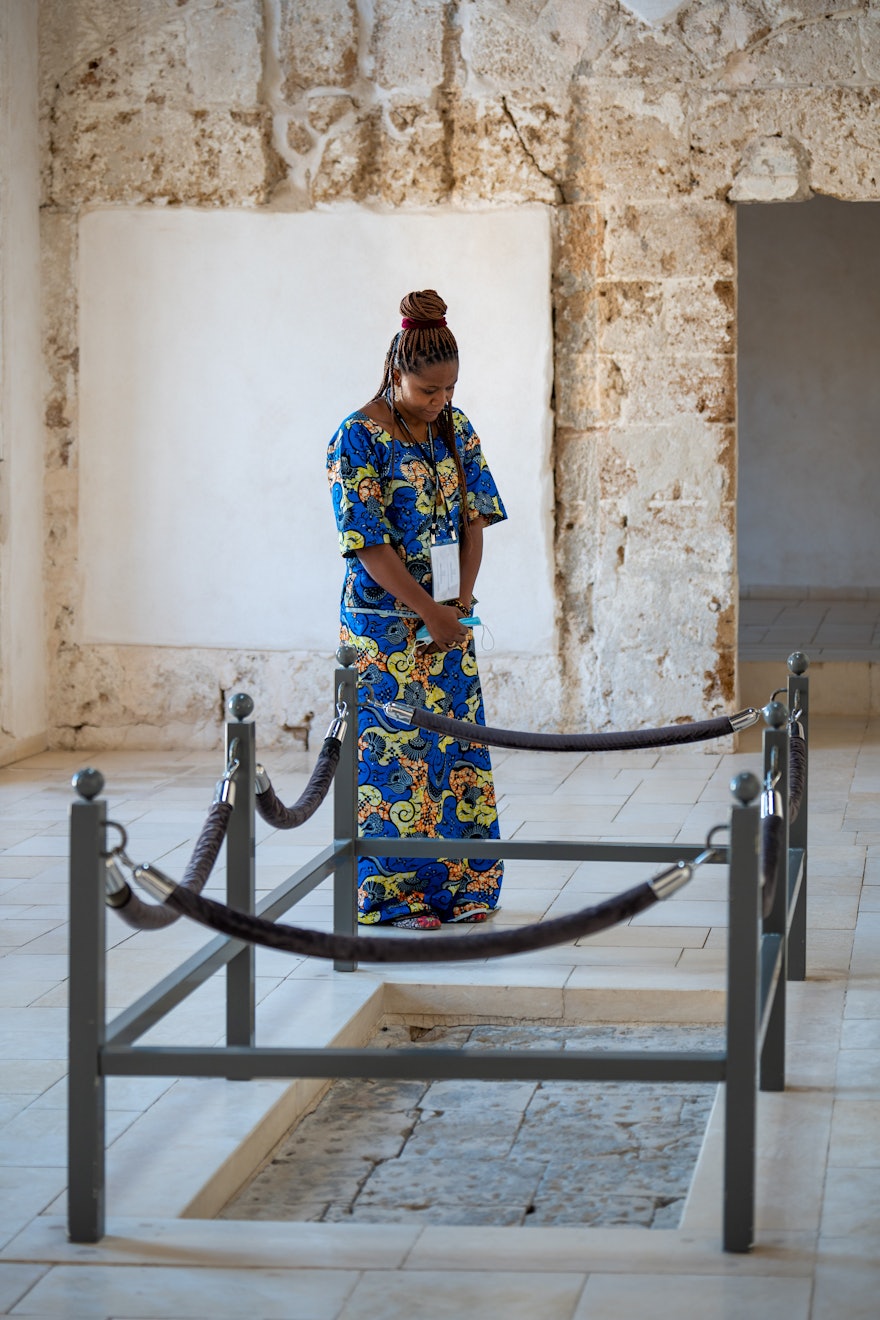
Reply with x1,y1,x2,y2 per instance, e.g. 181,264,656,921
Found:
691,86,880,201
673,0,774,72
762,0,866,23
49,647,334,751
569,82,692,202
662,279,735,355
792,87,880,198
553,294,599,431
597,281,664,357
371,0,447,91
311,105,450,205
447,98,560,204
859,11,880,81
599,201,735,280
40,213,78,473
598,420,728,509
277,0,359,97
553,204,600,296
719,14,861,89
46,105,278,206
183,0,264,105
728,133,812,201
597,353,734,427
463,1,587,102
591,15,702,82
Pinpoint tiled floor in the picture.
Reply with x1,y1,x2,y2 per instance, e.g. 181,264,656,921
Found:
739,592,880,662
0,698,878,1318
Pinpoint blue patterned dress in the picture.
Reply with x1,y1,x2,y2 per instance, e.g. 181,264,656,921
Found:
327,407,507,924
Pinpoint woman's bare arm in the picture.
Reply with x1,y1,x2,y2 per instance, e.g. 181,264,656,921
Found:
355,545,467,649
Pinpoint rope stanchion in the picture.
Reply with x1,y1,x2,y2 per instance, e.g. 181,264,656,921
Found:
383,701,760,753
126,846,721,964
255,737,342,830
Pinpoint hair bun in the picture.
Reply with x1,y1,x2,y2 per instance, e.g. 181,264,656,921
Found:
399,290,448,322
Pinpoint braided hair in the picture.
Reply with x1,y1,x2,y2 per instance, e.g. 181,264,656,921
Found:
372,290,471,545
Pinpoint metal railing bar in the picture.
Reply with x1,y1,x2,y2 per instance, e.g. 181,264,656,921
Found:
101,1044,727,1084
357,839,729,864
106,845,340,1046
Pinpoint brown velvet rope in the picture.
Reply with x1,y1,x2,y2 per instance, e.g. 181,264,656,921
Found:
788,735,807,825
255,737,342,830
164,880,660,963
112,800,233,931
386,706,741,753
759,813,784,921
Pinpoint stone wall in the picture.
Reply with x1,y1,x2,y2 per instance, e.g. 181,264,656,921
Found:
0,0,46,765
39,0,880,746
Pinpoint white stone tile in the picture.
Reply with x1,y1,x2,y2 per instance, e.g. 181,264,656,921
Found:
0,1262,48,1313
573,1273,811,1319
821,1163,880,1238
811,1236,880,1320
6,1262,358,1317
827,1098,880,1167
3,1215,419,1270
338,1269,586,1320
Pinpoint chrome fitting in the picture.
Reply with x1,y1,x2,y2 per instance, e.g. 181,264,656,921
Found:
384,701,414,725
790,719,804,740
649,861,694,900
254,764,271,795
761,787,783,820
213,776,236,806
729,707,760,732
104,855,131,908
326,714,348,743
132,862,176,902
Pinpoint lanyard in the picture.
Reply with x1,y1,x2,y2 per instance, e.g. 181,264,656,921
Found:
389,400,457,543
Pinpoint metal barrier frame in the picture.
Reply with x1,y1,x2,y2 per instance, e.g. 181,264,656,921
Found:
67,657,809,1252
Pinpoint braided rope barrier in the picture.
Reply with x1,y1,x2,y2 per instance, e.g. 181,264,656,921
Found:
255,736,342,830
789,733,807,825
383,701,760,753
105,800,233,931
129,852,714,963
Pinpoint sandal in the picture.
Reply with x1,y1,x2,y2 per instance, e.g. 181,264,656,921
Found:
448,905,494,924
390,914,442,930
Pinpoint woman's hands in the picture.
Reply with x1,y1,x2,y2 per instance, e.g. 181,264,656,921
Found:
418,601,468,652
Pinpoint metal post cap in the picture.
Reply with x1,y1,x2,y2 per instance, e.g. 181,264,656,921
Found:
730,771,761,804
227,692,254,721
787,651,809,675
336,644,357,667
762,699,788,728
72,767,105,800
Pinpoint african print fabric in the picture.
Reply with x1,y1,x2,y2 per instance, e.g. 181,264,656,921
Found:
327,407,507,925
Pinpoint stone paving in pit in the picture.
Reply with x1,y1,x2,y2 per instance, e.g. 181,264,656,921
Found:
221,1023,721,1229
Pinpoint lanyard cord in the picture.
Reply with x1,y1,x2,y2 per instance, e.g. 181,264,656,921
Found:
386,392,456,539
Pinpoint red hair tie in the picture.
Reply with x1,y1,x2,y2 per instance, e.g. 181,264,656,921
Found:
401,316,447,329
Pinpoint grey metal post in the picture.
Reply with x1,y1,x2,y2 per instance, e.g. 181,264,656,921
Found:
724,771,761,1253
760,710,790,1093
67,769,107,1243
225,694,256,1049
787,653,809,981
333,648,359,972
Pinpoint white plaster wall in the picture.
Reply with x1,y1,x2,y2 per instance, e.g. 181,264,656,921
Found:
0,0,46,749
737,197,880,591
78,207,555,658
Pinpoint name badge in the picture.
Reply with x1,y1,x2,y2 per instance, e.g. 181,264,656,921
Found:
430,538,460,603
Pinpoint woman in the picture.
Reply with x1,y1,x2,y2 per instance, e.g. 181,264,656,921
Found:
326,289,506,929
